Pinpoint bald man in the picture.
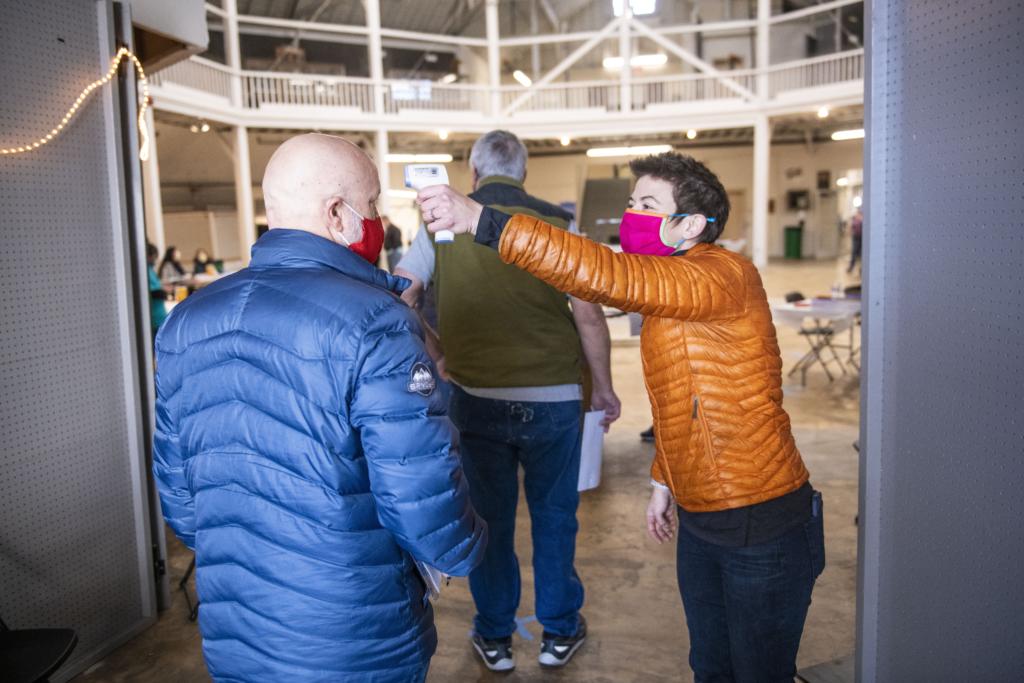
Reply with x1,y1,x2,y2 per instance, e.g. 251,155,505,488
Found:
153,133,487,683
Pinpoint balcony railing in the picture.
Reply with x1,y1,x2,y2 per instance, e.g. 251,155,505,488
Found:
150,49,863,121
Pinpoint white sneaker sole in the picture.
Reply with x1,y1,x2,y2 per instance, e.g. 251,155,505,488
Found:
471,640,515,672
538,637,586,668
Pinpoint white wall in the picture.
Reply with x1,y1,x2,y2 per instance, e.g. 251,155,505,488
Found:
163,210,243,262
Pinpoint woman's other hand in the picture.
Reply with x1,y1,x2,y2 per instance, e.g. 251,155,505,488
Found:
646,486,677,544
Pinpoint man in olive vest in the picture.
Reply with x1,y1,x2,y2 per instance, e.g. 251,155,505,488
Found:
396,130,620,672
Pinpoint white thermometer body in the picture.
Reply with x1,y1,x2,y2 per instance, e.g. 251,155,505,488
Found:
404,164,453,243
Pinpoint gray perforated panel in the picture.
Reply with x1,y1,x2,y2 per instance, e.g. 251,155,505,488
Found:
0,0,155,678
858,0,1024,679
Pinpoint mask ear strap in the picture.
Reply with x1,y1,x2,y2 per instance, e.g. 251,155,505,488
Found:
660,214,688,249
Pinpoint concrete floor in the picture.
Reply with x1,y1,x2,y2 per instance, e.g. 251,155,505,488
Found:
76,258,861,683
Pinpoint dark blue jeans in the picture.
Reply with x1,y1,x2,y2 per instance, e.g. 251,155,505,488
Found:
676,504,825,682
449,387,584,639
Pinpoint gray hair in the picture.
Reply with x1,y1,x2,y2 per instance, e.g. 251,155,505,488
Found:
469,130,528,182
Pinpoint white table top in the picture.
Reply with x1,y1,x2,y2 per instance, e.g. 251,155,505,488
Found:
771,298,861,329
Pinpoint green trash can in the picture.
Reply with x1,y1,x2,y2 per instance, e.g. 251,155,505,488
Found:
784,225,803,259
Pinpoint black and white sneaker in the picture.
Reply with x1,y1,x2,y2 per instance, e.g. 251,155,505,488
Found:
470,633,515,672
538,615,587,668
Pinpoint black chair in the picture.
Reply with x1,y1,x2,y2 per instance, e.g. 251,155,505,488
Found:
0,616,78,683
785,291,805,303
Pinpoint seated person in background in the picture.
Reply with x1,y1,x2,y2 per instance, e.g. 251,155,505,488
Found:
416,152,825,682
158,245,186,283
153,133,487,683
146,242,168,338
192,247,216,275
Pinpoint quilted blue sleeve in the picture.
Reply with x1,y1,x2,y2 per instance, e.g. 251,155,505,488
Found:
350,304,487,576
152,351,196,550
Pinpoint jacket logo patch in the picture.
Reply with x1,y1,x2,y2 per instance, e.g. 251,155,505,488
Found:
408,363,436,397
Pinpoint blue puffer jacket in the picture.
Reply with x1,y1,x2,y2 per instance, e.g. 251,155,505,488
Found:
153,229,487,682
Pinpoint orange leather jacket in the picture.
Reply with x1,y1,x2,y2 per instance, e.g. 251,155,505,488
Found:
498,214,809,512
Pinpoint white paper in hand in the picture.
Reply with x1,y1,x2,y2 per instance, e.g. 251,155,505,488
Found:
415,560,445,601
578,410,606,492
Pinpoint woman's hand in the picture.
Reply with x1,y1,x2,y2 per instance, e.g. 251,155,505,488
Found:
646,486,677,544
416,185,484,237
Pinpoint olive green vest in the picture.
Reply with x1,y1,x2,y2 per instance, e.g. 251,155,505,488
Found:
433,177,583,388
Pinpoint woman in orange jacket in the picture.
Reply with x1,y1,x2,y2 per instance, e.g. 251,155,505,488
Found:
417,152,825,681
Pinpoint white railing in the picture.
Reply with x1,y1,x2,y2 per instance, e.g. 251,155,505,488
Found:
501,81,621,114
768,49,864,96
241,72,375,111
150,49,864,119
149,56,234,100
631,70,759,109
383,81,489,114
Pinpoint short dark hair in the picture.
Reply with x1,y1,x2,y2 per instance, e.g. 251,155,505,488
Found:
629,152,730,243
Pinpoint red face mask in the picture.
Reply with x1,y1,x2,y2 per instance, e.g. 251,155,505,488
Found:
339,201,385,265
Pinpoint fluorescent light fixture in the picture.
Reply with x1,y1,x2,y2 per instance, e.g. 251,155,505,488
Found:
560,135,571,146
831,128,865,141
439,73,458,84
836,177,850,187
387,188,418,199
586,144,672,158
602,53,668,70
686,129,697,140
438,129,449,141
512,69,532,87
200,122,210,133
613,0,657,16
386,153,454,163
817,106,830,118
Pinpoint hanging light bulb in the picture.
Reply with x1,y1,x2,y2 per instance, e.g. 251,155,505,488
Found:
438,130,450,141
560,136,571,146
686,129,697,140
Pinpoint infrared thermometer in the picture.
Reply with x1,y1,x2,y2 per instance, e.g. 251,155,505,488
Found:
404,164,453,243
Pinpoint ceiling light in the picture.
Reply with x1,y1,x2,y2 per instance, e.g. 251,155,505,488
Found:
817,106,830,118
686,129,697,140
189,124,199,133
386,153,454,163
438,130,449,141
512,70,532,87
831,128,865,141
836,177,850,187
602,53,668,70
200,122,210,133
612,0,657,17
439,73,458,84
853,195,863,208
586,144,672,158
560,135,571,146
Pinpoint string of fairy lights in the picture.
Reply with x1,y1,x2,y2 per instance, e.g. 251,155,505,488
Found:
0,47,150,161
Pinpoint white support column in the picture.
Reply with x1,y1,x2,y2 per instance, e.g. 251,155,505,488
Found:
375,128,390,218
223,0,244,106
619,2,632,112
486,0,501,117
752,113,770,269
756,0,771,100
530,0,541,79
366,0,385,114
140,106,166,255
233,125,256,263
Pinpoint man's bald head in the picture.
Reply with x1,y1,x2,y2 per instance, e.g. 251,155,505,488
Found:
262,133,380,244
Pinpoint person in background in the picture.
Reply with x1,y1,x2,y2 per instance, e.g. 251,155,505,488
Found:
417,152,825,682
147,242,168,340
158,245,186,283
153,133,487,683
383,216,404,273
847,206,864,274
396,130,620,672
192,247,216,276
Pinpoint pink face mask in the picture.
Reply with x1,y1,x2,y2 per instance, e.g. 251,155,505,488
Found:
618,209,715,256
